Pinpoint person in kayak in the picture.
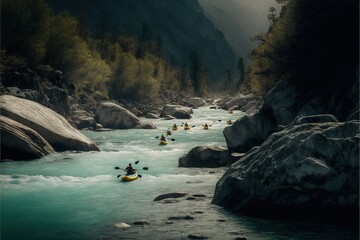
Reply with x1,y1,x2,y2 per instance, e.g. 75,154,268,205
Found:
160,134,166,141
166,130,172,136
124,163,135,175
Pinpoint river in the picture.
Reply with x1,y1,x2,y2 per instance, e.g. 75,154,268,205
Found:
0,107,357,240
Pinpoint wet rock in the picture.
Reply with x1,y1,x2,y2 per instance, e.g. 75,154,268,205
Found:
95,102,141,129
113,222,131,229
188,234,208,239
188,97,206,108
0,95,99,152
163,115,176,120
214,120,359,223
222,93,261,115
165,220,174,224
160,104,192,119
294,114,338,125
168,215,194,220
135,122,157,129
179,145,229,167
186,197,197,201
145,112,158,119
154,192,188,201
191,211,204,214
234,237,247,240
192,194,206,198
132,220,150,225
1,115,55,160
217,219,226,222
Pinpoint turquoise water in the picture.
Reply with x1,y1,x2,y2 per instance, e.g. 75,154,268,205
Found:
1,107,357,240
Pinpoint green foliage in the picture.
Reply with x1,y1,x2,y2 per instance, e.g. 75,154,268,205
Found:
190,51,208,96
247,0,359,94
1,0,206,100
1,0,51,64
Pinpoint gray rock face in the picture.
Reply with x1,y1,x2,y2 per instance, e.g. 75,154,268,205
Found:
71,109,96,129
95,102,141,129
0,95,99,152
223,81,302,153
1,115,55,160
160,104,193,119
179,145,229,168
213,120,359,222
222,94,261,115
188,97,206,108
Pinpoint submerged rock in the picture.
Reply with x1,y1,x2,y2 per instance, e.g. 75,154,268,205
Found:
114,222,131,229
0,95,99,152
213,120,359,223
154,192,188,201
179,145,229,167
0,115,55,160
188,234,208,239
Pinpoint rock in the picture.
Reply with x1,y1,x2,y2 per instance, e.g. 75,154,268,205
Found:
294,114,338,125
1,115,55,160
154,193,188,201
234,237,247,240
42,83,69,116
188,234,208,239
132,220,150,225
188,97,206,108
160,104,192,119
213,121,359,223
223,81,299,153
95,102,141,129
114,222,131,229
71,110,96,129
0,95,99,152
145,112,158,119
223,94,261,113
179,145,229,168
163,115,176,120
168,215,194,220
135,123,157,129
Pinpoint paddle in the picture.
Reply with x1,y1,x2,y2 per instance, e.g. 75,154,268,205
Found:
155,136,175,141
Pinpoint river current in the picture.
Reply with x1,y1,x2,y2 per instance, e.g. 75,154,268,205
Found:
0,107,357,240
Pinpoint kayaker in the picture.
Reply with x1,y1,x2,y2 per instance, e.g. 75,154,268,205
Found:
204,123,208,128
173,123,178,129
166,130,172,136
160,134,166,141
184,122,189,128
125,163,135,174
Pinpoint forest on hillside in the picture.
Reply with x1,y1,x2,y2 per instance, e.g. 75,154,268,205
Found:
1,0,211,100
246,0,358,95
1,0,358,100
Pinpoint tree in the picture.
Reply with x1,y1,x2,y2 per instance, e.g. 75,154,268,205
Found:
1,0,51,65
236,57,245,89
190,51,207,96
267,7,277,23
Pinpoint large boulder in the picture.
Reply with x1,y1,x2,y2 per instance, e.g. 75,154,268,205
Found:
224,81,302,153
0,95,99,152
213,120,359,223
70,109,96,130
188,97,206,108
95,102,142,129
1,115,55,160
223,94,261,114
160,105,193,119
179,145,229,168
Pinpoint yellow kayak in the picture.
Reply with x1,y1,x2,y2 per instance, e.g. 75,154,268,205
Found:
172,126,178,130
203,126,209,130
184,126,190,130
160,140,168,145
121,172,138,181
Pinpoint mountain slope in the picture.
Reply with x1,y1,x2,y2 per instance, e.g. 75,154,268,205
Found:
46,0,236,84
199,0,280,63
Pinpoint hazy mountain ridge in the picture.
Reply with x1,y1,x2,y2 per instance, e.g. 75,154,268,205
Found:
46,0,237,84
199,0,280,63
